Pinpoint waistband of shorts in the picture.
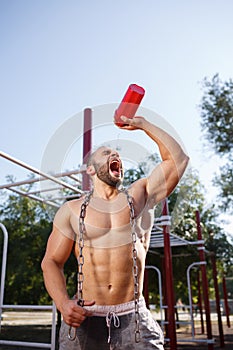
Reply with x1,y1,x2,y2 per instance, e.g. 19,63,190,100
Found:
84,297,146,316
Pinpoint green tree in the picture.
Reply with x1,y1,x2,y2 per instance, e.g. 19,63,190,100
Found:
136,154,233,303
0,189,54,305
0,179,80,305
199,74,233,212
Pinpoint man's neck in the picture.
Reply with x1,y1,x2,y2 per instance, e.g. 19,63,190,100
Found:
92,185,119,200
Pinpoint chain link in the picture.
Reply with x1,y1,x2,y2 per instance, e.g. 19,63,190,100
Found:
77,190,93,302
76,189,140,343
125,189,140,343
68,191,93,341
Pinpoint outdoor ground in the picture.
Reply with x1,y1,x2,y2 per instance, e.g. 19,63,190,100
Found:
175,321,233,350
0,311,232,349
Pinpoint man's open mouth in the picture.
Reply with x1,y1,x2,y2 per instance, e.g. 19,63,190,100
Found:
109,159,122,177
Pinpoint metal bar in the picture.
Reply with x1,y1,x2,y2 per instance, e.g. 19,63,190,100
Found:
0,223,56,350
82,108,92,190
47,194,81,201
195,210,213,350
187,261,206,338
162,198,177,349
145,265,164,324
222,276,231,327
51,302,57,350
0,168,83,190
178,338,215,344
211,252,224,347
162,256,168,335
68,174,82,183
0,340,51,348
1,304,54,310
175,320,193,325
27,185,63,195
0,176,42,189
198,270,205,334
0,223,8,332
143,267,149,308
28,184,80,196
0,151,82,194
183,240,205,245
7,187,60,208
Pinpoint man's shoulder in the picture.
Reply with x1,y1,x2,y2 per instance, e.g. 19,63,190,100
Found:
126,177,147,195
54,197,84,219
60,196,85,209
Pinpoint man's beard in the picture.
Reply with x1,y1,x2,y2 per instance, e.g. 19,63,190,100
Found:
94,162,122,187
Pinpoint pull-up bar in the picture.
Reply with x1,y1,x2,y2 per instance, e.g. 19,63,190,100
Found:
0,151,82,195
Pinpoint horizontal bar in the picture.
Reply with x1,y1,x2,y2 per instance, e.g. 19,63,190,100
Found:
0,151,82,194
68,174,82,183
178,338,215,344
50,194,81,201
0,166,83,190
175,321,192,325
7,188,60,208
1,304,54,310
0,340,51,348
27,185,63,195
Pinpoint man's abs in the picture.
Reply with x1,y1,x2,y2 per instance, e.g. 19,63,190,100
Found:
74,242,146,305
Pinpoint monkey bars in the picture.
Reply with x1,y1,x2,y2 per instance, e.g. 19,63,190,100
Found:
0,108,227,349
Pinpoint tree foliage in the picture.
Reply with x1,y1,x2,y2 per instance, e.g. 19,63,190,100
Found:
137,154,233,302
0,191,52,305
0,188,80,305
199,74,233,211
200,74,233,154
1,156,233,306
169,168,233,300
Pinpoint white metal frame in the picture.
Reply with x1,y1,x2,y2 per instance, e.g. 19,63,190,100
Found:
0,152,87,348
0,151,84,208
150,215,205,249
145,265,163,322
0,223,57,349
0,150,212,347
187,261,206,338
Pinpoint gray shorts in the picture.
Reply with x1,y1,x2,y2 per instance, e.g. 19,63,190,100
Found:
59,298,164,349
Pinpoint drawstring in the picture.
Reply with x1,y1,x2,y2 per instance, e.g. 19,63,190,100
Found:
106,311,120,343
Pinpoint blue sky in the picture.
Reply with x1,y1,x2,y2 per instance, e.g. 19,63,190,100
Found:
1,0,233,234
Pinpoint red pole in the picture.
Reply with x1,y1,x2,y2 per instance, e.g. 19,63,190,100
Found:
198,270,205,334
82,108,92,191
163,199,177,350
162,256,168,339
211,253,224,347
195,210,213,350
222,276,231,328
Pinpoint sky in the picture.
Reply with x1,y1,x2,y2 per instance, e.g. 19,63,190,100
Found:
0,0,233,235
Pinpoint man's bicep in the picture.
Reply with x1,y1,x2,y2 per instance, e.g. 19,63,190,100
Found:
146,161,179,204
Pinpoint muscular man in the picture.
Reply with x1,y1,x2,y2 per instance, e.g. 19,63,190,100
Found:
41,115,189,349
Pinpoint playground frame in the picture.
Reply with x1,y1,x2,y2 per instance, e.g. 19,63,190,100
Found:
0,108,231,349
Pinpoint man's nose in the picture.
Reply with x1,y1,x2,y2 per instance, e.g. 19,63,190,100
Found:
110,153,119,158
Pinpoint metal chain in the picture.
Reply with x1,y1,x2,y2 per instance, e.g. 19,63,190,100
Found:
74,189,140,343
77,190,93,302
125,189,140,343
68,190,93,341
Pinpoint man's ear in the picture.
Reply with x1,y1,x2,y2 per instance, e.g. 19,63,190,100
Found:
86,165,96,176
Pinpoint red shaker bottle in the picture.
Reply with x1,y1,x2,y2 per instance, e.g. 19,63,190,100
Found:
114,84,145,127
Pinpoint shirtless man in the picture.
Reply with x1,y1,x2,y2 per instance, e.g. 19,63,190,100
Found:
41,115,189,349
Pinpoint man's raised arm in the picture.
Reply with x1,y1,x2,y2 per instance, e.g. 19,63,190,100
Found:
119,115,189,203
